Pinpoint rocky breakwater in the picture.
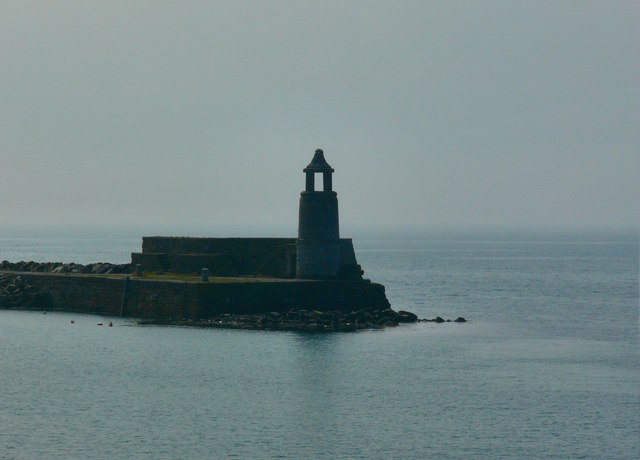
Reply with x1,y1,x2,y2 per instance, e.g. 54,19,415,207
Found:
0,260,131,274
0,273,50,309
137,309,468,333
419,316,467,323
138,307,423,332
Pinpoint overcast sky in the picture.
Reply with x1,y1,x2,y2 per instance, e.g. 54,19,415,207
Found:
1,1,638,235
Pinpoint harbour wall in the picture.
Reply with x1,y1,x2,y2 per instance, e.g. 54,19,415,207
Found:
1,272,390,319
131,237,362,279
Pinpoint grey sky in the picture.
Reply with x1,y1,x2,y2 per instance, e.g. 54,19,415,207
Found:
1,1,638,234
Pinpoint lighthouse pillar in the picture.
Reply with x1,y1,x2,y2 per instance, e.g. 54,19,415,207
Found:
296,149,341,279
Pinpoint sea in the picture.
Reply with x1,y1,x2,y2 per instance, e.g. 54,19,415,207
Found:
0,227,638,459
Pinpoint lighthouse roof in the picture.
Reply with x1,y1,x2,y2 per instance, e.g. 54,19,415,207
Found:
304,149,334,173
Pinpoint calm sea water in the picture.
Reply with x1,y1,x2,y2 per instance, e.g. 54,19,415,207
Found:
1,228,638,459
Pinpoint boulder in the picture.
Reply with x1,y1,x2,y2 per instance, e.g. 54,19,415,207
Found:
397,310,418,323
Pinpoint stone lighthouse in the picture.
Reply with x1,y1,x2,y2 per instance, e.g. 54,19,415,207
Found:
296,149,341,279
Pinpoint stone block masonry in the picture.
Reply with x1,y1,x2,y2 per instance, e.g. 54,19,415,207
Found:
1,272,389,320
132,237,363,279
132,237,296,277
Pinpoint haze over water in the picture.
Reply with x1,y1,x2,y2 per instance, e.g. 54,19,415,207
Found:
1,2,638,231
1,228,637,459
1,2,638,457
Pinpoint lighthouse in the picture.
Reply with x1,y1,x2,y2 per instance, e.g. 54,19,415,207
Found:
296,149,341,279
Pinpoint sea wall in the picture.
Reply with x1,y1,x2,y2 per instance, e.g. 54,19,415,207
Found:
0,272,389,319
0,273,124,315
141,237,295,257
133,237,296,277
131,237,362,279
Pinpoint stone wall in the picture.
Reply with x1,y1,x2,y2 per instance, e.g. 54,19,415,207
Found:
3,272,389,320
296,240,341,279
141,237,294,257
134,237,296,277
132,237,362,279
4,273,125,315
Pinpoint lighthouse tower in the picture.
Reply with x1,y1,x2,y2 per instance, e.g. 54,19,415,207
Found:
296,149,341,279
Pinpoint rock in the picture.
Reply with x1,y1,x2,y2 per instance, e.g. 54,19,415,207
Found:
434,316,445,323
454,317,466,323
0,260,131,274
339,322,356,332
397,310,418,323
